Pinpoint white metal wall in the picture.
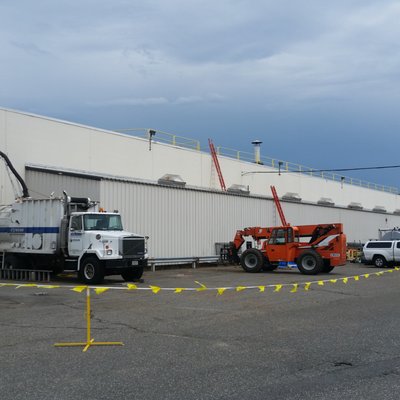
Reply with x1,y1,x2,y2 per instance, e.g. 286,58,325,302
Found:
22,167,400,258
100,180,275,258
100,179,400,258
282,201,399,244
1,108,399,212
25,169,100,201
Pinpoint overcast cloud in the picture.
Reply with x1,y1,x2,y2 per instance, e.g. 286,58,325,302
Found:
1,1,400,186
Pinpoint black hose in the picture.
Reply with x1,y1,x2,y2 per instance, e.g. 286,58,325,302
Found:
0,150,30,198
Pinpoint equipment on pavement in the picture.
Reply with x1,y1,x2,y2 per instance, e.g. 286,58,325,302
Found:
229,186,347,275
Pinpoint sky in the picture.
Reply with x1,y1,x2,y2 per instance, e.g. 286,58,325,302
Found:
1,0,400,187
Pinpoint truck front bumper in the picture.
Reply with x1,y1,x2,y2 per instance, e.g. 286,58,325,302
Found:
104,258,147,274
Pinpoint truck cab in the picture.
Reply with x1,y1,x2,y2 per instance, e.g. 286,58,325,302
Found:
262,226,298,263
66,211,147,283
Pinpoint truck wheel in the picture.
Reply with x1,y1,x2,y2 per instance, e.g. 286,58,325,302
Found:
240,248,264,273
373,255,386,268
78,257,105,284
4,255,22,269
297,250,323,275
263,258,278,272
121,266,144,282
322,260,335,273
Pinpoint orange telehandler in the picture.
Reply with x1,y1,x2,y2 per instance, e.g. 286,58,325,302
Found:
228,187,347,275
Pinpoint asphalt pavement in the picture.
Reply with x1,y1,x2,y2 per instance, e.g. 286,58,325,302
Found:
1,263,400,400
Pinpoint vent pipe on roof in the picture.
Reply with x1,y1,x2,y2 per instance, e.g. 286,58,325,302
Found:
251,140,263,164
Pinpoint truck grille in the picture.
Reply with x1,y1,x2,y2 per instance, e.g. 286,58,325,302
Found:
121,237,145,258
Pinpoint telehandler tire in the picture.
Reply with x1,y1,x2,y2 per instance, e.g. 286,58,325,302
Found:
297,250,323,275
322,260,335,273
263,259,278,272
78,257,105,284
240,248,264,273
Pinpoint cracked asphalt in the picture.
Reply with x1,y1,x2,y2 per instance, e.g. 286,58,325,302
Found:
1,263,400,400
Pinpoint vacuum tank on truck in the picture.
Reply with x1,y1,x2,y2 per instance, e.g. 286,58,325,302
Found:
0,151,148,284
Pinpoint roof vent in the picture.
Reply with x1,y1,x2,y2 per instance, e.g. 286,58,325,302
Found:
394,209,400,215
157,174,186,187
227,184,250,195
282,192,302,202
372,205,387,213
317,197,335,206
348,202,363,210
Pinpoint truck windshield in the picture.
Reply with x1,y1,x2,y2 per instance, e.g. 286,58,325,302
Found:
83,214,123,231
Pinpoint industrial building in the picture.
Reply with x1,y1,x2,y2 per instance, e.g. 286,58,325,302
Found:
1,107,400,259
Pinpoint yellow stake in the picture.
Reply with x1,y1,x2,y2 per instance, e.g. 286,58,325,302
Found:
55,288,123,352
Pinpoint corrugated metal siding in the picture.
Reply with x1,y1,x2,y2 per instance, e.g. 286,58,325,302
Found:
23,168,400,258
100,180,400,257
283,201,397,243
25,169,100,201
100,180,275,258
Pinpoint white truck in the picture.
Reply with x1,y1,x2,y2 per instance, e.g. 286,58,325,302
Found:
0,151,148,284
362,240,400,268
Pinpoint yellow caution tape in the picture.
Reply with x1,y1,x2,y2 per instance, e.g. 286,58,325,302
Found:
1,267,399,296
94,288,109,295
195,281,208,292
72,286,87,293
150,286,161,294
127,284,138,290
274,284,283,292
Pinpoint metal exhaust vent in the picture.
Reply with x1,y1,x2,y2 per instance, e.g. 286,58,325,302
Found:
348,202,363,210
227,184,250,195
317,197,335,206
282,192,302,202
157,174,186,187
372,205,387,213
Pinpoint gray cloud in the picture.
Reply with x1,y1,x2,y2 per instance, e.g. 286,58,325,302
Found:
0,1,400,186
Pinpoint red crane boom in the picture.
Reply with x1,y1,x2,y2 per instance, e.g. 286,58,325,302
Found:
208,139,226,191
270,185,288,226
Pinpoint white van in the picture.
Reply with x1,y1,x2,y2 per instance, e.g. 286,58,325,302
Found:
362,241,400,267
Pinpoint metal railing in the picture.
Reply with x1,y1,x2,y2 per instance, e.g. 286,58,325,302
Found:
216,146,398,194
113,128,398,194
0,268,51,282
147,256,220,272
114,128,201,151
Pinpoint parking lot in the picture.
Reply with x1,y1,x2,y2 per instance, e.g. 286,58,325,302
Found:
1,262,400,400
